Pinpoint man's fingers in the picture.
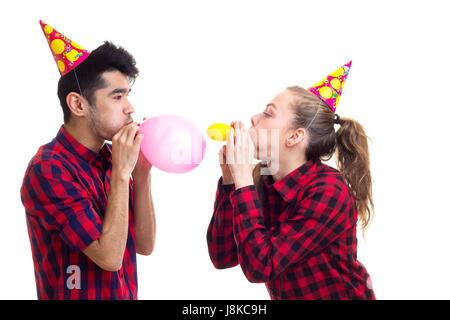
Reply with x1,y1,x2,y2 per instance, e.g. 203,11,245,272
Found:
113,123,130,141
133,133,144,149
114,122,135,141
126,123,141,143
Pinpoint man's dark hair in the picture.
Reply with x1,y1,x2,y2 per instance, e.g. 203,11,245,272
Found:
57,41,139,123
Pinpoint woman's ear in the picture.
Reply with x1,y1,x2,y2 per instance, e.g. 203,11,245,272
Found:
286,128,306,147
66,92,88,118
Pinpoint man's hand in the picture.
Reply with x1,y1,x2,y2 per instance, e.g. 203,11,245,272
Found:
132,150,152,179
83,122,143,271
130,119,155,256
111,123,144,180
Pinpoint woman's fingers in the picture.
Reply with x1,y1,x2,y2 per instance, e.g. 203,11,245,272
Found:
235,125,244,164
246,129,255,161
218,145,227,164
240,126,251,162
227,121,254,166
226,127,235,164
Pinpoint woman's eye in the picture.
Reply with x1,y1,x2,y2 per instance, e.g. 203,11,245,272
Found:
114,96,122,100
263,112,271,117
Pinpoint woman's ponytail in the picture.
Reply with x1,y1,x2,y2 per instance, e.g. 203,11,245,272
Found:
335,118,374,234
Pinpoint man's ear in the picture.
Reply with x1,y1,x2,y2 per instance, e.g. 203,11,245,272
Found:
286,127,306,147
66,92,88,118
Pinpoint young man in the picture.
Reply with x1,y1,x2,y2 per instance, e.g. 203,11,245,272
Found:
20,21,156,300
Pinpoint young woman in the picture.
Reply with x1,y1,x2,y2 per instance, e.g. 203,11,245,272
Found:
206,84,375,300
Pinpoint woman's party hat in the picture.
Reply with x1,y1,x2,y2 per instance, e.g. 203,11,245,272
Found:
308,61,352,112
39,20,90,76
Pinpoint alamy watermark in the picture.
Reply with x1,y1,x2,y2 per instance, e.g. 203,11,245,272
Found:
215,128,280,176
171,127,281,175
66,265,81,290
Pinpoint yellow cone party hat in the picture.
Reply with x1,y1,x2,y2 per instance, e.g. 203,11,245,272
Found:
308,61,352,112
39,20,90,76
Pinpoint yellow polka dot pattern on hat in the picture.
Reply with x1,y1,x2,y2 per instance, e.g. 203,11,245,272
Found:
70,41,85,51
331,67,345,78
44,25,53,34
57,60,65,72
66,49,80,62
330,78,341,90
39,20,91,76
319,86,333,99
51,39,65,55
307,61,352,112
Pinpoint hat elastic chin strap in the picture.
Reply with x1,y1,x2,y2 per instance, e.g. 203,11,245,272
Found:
305,106,320,131
73,68,84,98
305,106,342,130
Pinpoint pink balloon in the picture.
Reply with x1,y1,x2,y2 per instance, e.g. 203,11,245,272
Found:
138,115,206,174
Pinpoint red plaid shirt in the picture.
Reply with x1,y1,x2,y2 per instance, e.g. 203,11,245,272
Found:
20,125,137,300
207,159,375,300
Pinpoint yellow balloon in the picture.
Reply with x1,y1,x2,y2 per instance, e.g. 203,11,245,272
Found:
207,123,231,141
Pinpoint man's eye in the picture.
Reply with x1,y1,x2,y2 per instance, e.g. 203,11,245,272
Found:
114,96,122,100
263,112,271,117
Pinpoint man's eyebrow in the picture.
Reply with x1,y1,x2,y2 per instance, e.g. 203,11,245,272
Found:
266,103,277,110
108,88,131,96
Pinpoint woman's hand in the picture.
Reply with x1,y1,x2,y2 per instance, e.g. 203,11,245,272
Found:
219,145,234,185
226,121,255,189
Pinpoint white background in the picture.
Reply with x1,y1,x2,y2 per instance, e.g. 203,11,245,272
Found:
1,0,449,299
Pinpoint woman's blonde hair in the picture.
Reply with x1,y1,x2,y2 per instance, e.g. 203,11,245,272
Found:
253,86,374,234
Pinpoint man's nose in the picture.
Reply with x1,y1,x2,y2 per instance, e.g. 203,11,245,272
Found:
125,99,135,115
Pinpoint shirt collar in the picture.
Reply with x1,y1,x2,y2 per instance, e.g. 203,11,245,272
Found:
56,125,112,165
263,158,321,203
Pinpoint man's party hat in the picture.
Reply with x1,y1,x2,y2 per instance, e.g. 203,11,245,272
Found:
39,20,90,76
